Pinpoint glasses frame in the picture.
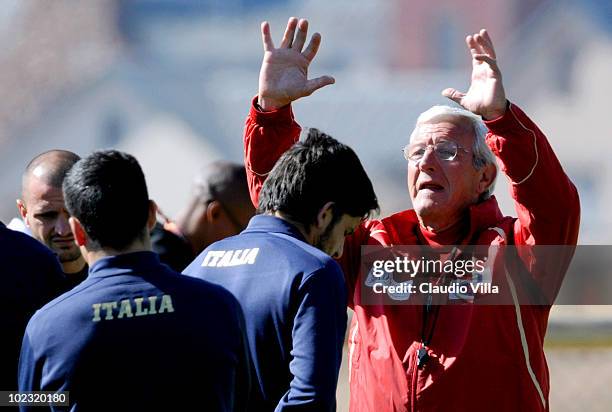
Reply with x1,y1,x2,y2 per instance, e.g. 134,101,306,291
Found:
402,140,470,163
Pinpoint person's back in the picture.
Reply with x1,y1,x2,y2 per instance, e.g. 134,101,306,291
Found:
20,251,247,410
185,123,378,410
184,215,346,410
18,150,250,411
0,222,64,392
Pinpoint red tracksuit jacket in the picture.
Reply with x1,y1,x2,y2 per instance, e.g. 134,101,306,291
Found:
243,97,580,411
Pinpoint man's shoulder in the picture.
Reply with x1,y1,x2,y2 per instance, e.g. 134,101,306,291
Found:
190,231,338,275
174,268,242,308
0,224,59,264
0,225,63,297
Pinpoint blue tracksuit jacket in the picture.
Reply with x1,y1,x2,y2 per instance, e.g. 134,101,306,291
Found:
19,251,250,411
1,221,64,392
183,215,347,411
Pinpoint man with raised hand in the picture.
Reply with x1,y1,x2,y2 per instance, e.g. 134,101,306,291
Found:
19,150,250,411
244,18,579,412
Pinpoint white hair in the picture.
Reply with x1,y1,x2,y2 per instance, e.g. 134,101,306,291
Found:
409,105,498,200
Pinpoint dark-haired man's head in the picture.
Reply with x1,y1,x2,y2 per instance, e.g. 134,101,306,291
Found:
18,150,85,274
63,150,157,261
258,128,378,258
174,161,255,254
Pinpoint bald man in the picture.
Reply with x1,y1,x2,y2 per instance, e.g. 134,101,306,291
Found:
17,150,88,289
151,161,256,272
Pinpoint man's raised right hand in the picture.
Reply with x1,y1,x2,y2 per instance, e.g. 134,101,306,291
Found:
258,17,335,111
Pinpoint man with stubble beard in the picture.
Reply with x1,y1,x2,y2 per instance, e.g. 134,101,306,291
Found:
17,150,88,290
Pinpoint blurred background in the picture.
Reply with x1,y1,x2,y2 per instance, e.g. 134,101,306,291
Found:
0,0,610,410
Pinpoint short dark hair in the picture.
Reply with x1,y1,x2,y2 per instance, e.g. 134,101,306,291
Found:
63,150,150,251
194,161,251,211
258,128,378,227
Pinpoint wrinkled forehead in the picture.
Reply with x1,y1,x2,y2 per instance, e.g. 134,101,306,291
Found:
410,115,475,145
23,178,65,206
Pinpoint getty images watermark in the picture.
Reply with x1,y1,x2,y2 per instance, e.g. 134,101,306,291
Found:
359,245,609,306
362,246,498,304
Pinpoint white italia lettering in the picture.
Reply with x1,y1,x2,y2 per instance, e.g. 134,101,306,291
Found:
148,296,158,315
229,250,245,266
92,303,102,322
201,248,260,267
91,295,174,322
158,294,175,314
134,297,148,316
217,251,234,267
101,302,117,320
245,248,259,264
202,250,225,267
117,299,134,318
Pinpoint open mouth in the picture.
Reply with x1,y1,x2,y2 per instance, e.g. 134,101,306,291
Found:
418,182,444,192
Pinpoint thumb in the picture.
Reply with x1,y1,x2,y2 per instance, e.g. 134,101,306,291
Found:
304,75,335,96
441,88,465,105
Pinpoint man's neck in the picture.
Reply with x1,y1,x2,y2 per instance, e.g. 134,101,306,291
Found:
62,257,87,275
272,212,313,244
83,240,151,267
417,210,470,246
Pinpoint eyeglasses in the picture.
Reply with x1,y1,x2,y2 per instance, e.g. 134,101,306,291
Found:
402,141,470,163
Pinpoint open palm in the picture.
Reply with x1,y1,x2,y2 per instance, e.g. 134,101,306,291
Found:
443,29,507,120
258,18,334,111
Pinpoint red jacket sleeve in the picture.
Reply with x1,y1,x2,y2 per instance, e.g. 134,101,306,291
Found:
484,102,580,247
243,96,378,303
485,103,580,300
243,96,301,207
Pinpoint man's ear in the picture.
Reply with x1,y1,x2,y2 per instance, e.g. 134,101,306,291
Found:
147,200,158,231
206,200,222,222
315,201,335,231
478,164,497,196
69,216,88,247
17,199,28,223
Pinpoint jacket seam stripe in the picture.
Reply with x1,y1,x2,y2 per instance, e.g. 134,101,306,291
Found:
504,264,547,409
348,319,359,384
508,103,539,185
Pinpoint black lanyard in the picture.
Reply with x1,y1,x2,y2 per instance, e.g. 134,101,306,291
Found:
417,246,460,369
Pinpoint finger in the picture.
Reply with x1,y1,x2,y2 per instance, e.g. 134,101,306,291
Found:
304,75,335,96
280,17,298,48
474,54,500,73
302,32,322,62
479,29,497,58
472,33,487,55
292,19,308,52
261,21,275,52
466,35,479,58
441,88,466,105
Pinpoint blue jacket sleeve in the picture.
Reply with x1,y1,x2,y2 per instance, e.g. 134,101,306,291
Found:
17,330,41,412
275,261,348,411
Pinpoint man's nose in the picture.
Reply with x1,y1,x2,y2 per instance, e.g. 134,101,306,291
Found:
418,146,438,171
55,215,71,236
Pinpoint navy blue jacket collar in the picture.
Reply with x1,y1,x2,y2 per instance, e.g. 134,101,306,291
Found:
243,215,307,243
89,251,162,279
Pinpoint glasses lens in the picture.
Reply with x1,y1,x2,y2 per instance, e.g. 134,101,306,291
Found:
406,145,425,162
434,141,458,160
